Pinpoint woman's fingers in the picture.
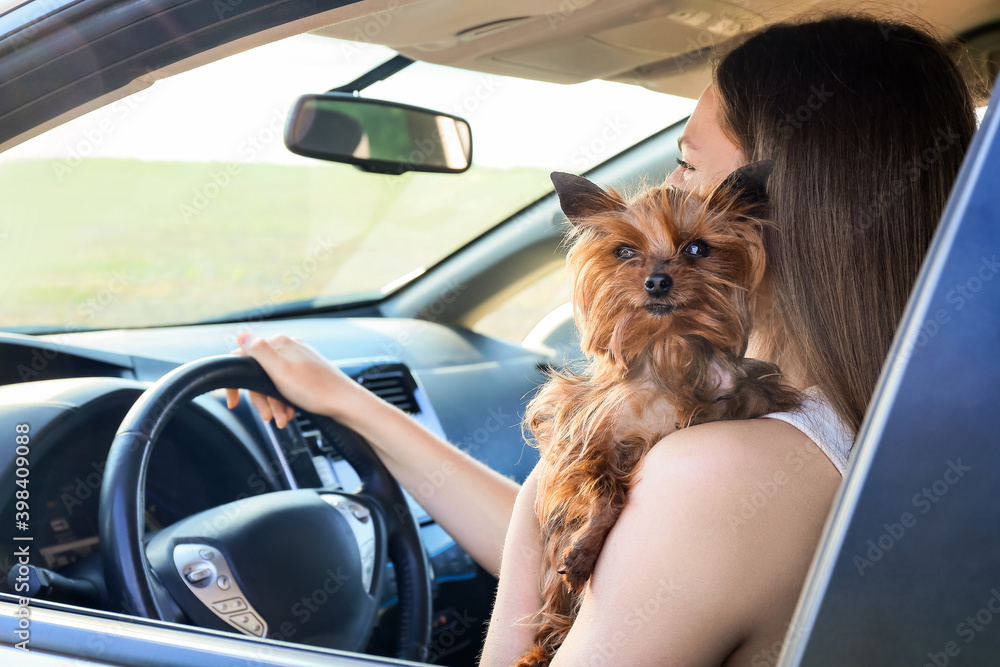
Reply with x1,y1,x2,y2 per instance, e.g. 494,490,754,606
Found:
267,395,293,429
242,389,297,428
229,386,295,429
225,387,241,410
246,389,274,423
226,342,249,410
224,331,356,420
226,335,290,425
238,334,295,382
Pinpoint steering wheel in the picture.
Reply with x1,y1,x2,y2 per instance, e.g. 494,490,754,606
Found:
98,355,431,661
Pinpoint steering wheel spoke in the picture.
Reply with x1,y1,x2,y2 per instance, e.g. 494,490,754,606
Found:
143,488,386,649
98,355,431,660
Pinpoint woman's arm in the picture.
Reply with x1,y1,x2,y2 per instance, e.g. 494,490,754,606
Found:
227,333,519,575
480,467,543,666
328,387,519,577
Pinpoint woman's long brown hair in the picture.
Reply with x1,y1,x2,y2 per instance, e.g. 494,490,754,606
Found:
715,14,979,434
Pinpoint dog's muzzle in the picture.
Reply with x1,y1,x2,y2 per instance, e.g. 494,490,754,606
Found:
644,273,673,298
644,303,675,316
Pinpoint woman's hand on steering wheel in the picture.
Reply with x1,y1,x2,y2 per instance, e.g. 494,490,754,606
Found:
226,332,367,428
99,354,433,659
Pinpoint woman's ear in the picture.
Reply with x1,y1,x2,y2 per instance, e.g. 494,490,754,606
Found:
550,172,625,222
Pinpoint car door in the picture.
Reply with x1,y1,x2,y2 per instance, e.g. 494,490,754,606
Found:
0,598,424,665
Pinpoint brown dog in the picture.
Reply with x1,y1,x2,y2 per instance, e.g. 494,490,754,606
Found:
516,162,800,666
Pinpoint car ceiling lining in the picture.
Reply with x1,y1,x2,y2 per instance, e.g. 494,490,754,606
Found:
310,0,1000,100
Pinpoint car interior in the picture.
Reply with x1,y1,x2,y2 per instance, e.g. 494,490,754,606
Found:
0,0,998,665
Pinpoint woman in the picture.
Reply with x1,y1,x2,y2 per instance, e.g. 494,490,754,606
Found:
228,14,978,665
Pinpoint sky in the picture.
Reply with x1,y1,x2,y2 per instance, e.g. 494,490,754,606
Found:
0,34,696,170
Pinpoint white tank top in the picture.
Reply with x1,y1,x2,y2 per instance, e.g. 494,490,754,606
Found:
763,386,855,475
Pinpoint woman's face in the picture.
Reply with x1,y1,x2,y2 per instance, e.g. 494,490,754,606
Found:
670,85,790,372
667,84,746,192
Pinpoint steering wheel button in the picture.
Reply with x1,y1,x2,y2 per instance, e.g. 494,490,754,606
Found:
212,598,247,614
217,575,231,590
229,612,265,637
199,548,216,560
185,567,213,584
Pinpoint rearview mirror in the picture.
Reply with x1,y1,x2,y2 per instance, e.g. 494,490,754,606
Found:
284,93,472,175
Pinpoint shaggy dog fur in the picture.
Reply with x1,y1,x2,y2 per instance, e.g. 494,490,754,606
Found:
515,162,800,666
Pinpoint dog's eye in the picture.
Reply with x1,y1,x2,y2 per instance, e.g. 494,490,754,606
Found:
616,246,639,261
682,239,710,258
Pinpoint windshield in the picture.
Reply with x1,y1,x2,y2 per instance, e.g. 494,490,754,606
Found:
0,34,694,332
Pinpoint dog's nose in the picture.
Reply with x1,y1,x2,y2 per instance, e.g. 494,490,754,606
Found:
644,273,673,297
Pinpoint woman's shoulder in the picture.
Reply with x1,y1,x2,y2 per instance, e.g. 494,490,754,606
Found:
574,419,841,662
634,418,842,538
629,417,842,544
643,412,841,484
564,418,843,664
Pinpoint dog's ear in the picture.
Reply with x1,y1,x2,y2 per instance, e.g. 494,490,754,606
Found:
713,160,774,212
551,172,624,221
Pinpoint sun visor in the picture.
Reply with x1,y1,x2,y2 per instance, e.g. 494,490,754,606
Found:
313,0,765,99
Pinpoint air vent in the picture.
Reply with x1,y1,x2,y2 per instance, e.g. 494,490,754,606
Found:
295,412,319,437
292,409,362,459
357,366,420,414
291,365,419,455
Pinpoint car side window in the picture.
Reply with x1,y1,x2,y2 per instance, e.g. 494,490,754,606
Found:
473,264,572,344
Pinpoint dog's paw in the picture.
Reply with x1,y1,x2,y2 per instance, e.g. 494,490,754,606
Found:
559,544,598,592
514,644,553,667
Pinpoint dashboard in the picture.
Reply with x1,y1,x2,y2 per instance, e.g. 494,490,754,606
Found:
1,399,273,572
0,317,546,663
